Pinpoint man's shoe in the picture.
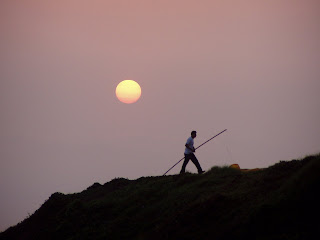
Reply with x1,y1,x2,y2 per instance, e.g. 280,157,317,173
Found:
199,170,205,174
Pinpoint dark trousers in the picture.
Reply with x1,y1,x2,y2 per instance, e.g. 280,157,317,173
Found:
180,153,203,173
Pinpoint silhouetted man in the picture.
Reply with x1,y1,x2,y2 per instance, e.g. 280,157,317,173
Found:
180,131,204,174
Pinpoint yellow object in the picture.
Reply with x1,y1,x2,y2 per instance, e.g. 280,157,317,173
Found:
116,80,142,104
229,164,262,172
229,164,240,169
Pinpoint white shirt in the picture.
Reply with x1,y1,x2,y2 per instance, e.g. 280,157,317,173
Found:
184,137,194,154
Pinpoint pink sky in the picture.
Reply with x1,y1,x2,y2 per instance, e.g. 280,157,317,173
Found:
1,0,320,231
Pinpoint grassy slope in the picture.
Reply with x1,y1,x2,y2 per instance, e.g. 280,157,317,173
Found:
1,154,319,240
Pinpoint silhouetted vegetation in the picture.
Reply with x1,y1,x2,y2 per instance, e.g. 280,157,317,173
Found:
1,154,319,240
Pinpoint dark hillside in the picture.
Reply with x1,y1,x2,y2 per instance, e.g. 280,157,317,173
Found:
1,154,319,240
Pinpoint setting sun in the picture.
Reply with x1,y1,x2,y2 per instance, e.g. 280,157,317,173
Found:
115,80,142,104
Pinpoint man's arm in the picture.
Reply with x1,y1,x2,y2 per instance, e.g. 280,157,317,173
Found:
185,144,195,152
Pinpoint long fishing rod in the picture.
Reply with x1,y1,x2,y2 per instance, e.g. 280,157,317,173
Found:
163,129,227,176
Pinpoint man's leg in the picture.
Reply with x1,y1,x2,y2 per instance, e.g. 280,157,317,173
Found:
190,153,203,173
180,154,190,174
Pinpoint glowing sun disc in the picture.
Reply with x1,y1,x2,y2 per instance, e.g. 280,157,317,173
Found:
116,80,142,104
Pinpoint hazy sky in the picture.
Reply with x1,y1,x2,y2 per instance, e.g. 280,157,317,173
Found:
1,0,319,231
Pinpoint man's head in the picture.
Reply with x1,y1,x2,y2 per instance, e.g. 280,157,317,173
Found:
191,131,197,138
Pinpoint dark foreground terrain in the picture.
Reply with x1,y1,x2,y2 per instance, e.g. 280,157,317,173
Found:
1,154,319,240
